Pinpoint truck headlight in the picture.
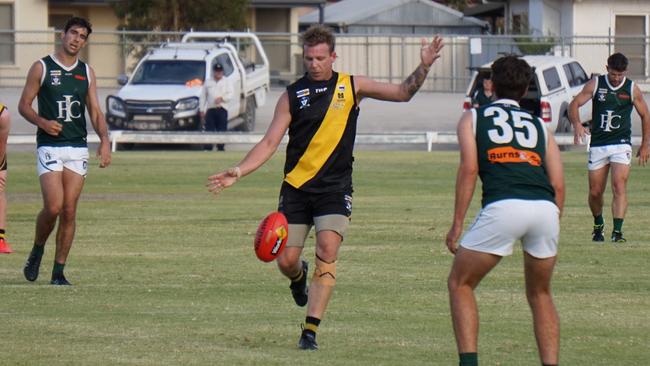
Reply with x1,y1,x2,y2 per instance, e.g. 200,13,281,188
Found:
175,97,199,111
107,96,126,118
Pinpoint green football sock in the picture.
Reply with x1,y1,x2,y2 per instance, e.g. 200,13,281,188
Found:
52,262,65,276
594,215,604,226
459,352,478,366
613,218,624,232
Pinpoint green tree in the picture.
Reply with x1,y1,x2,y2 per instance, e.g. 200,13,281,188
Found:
111,0,248,72
112,0,248,32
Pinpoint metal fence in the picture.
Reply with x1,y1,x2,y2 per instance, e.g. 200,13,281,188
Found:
0,29,648,92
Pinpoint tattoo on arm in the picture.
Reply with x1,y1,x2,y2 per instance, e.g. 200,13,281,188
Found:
402,63,430,97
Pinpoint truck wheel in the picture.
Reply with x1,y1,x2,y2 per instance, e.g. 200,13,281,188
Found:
239,97,256,132
556,114,572,133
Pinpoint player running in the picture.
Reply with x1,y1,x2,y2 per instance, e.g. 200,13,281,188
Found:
207,24,443,350
569,52,650,243
446,55,565,366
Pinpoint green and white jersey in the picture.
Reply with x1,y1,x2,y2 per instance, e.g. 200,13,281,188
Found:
590,75,634,147
473,99,555,207
37,55,90,147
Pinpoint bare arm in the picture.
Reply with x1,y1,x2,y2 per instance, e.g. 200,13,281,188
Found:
354,36,444,102
85,66,111,168
544,131,565,215
18,61,63,136
206,92,291,195
632,84,650,166
569,78,596,145
445,111,478,254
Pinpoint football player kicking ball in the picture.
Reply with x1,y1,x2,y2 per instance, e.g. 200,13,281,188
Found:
446,56,565,366
208,24,443,350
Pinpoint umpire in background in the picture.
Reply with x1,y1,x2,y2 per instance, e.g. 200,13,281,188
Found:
200,63,233,151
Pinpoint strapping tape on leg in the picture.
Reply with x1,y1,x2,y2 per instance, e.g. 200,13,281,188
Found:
312,254,336,287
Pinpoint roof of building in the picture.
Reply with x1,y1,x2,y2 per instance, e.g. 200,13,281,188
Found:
300,0,487,27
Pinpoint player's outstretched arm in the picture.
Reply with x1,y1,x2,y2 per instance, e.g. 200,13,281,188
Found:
355,36,444,102
446,111,478,254
569,78,596,145
632,84,650,166
545,132,565,216
207,92,291,196
18,61,63,137
85,66,111,168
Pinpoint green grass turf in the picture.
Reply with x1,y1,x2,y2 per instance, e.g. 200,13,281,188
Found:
1,150,649,365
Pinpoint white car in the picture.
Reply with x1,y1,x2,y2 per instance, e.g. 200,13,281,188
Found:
106,32,270,132
464,55,593,132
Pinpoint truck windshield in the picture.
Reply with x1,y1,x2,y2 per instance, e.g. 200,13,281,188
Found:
131,60,205,84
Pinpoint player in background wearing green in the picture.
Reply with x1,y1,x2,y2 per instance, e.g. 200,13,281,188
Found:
207,25,443,350
446,56,565,366
0,103,12,254
569,52,650,243
18,17,111,285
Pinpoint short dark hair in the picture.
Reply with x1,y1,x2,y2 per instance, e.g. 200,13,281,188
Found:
491,56,532,101
64,17,92,36
213,63,223,72
301,24,335,52
607,53,628,72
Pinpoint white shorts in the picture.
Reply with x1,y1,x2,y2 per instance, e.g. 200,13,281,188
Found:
37,146,89,177
460,199,560,259
588,144,632,170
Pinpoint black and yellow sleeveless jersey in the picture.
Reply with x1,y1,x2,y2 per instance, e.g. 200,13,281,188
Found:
0,103,6,115
37,55,90,147
590,75,634,147
284,72,359,193
474,99,555,207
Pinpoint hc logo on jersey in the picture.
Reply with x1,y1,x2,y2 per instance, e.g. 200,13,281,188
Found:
57,95,82,122
599,110,622,132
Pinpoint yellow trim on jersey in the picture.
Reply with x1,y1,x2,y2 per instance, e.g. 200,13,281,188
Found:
285,73,355,188
0,103,6,115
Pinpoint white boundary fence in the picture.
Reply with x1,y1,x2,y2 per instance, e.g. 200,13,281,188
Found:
8,131,644,152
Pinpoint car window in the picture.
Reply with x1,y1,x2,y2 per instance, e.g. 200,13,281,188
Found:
562,64,574,85
569,62,589,86
563,62,588,87
213,54,235,76
543,67,562,91
131,60,205,84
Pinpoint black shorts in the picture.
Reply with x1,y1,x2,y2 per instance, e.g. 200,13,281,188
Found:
278,182,352,225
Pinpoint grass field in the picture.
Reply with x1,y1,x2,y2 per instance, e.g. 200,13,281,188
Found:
1,150,650,365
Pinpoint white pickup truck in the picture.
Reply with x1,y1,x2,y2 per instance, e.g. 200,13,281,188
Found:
106,32,270,132
464,55,593,132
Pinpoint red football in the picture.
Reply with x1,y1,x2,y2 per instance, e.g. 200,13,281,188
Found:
254,212,289,262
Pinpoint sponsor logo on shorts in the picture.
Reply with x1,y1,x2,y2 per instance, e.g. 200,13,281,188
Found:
487,146,542,166
344,194,353,215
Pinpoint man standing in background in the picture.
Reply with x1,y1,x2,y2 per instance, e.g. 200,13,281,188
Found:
200,63,233,151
